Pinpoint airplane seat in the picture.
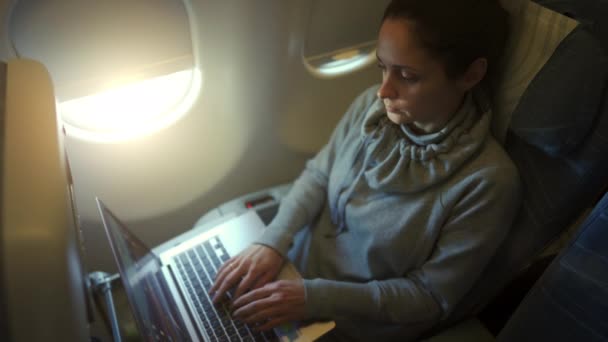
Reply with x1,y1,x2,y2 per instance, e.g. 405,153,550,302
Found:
495,190,608,341
1,58,90,341
424,190,608,342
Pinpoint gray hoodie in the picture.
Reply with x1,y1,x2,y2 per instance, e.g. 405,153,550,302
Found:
257,85,521,341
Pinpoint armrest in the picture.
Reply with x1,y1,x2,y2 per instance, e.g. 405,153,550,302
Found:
424,318,495,342
193,183,293,228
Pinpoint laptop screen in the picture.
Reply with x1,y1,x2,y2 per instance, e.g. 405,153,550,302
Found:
97,198,192,341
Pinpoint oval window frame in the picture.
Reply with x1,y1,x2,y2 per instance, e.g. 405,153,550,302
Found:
8,0,202,143
303,40,377,79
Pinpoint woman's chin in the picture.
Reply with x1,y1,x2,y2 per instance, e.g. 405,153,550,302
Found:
387,112,409,125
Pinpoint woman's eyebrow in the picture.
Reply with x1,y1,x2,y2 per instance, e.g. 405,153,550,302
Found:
376,53,420,72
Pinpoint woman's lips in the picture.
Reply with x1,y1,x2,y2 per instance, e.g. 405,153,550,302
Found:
386,106,401,114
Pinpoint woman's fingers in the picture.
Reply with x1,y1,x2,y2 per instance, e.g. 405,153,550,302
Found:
210,245,285,305
211,262,244,303
231,284,272,310
212,262,270,303
209,256,239,293
232,270,259,300
251,272,274,291
233,295,280,322
215,256,236,278
234,299,302,330
234,269,277,300
231,280,306,330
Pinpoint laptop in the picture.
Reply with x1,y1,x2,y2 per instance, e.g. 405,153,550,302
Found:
96,198,334,342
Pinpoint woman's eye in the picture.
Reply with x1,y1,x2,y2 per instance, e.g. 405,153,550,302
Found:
400,70,419,82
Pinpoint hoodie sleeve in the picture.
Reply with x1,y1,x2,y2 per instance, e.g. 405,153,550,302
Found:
255,85,380,257
302,163,521,325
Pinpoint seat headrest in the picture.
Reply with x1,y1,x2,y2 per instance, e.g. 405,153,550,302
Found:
492,0,579,143
509,28,607,156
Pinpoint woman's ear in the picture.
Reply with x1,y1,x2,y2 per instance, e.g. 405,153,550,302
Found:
459,57,488,91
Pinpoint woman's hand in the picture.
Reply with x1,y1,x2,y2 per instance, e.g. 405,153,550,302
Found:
231,279,306,331
210,244,284,304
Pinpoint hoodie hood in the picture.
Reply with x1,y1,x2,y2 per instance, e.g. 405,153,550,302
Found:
360,91,491,193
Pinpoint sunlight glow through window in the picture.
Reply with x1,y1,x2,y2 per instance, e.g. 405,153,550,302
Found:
58,68,202,142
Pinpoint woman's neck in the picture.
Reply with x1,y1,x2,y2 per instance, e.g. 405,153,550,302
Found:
407,93,467,135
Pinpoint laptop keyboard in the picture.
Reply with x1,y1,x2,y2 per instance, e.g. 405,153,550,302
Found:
173,238,276,342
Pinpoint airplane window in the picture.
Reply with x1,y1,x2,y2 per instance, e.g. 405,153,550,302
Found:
9,0,199,142
303,0,390,78
58,69,201,142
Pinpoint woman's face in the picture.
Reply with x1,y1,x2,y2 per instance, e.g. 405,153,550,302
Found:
376,19,468,133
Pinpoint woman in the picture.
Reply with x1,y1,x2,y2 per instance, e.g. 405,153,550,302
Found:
211,0,520,340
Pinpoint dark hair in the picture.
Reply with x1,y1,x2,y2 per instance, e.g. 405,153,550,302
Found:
382,0,509,82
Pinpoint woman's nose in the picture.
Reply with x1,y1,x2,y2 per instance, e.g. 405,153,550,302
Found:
377,77,397,99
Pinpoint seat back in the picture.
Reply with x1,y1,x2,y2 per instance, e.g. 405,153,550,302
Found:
444,0,608,327
497,190,608,341
1,59,90,341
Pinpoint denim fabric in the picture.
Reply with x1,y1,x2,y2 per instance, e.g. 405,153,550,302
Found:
497,191,608,341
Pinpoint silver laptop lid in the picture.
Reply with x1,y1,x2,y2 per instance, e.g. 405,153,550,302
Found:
97,198,193,341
